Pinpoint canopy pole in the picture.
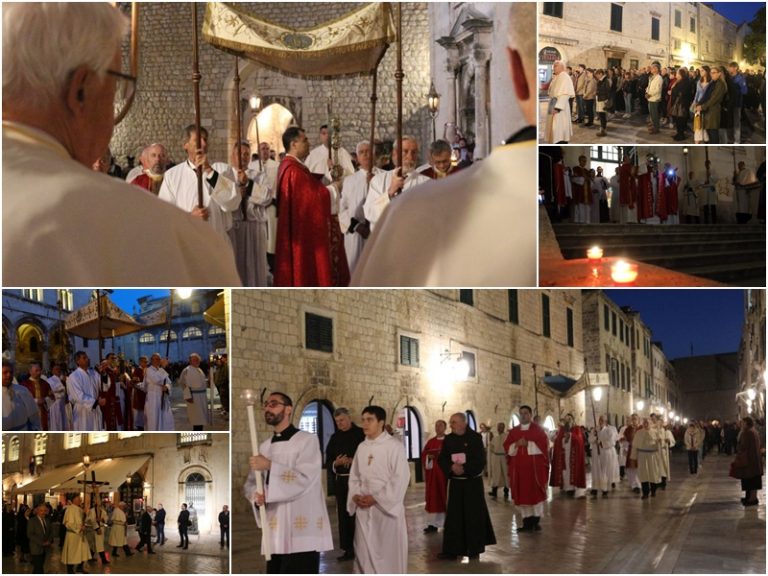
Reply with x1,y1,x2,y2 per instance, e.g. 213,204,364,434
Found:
369,69,378,180
234,56,242,172
395,3,403,171
165,291,174,360
192,3,204,207
96,290,103,363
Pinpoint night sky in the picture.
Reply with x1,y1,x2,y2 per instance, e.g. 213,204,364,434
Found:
603,289,745,360
105,289,169,315
710,2,763,25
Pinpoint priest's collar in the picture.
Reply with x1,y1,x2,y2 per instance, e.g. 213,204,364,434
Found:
504,125,536,145
271,424,299,443
520,423,531,430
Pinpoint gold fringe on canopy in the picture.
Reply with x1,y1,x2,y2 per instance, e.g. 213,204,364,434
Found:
203,2,395,78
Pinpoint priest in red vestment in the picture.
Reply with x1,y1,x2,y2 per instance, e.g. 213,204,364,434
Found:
274,126,350,287
504,405,550,532
131,357,148,431
549,414,586,496
618,156,636,223
421,419,448,533
637,170,654,221
98,354,123,431
22,362,53,430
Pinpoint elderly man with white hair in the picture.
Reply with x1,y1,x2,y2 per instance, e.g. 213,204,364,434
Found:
546,60,575,144
363,136,430,232
178,352,209,431
352,3,537,287
128,143,169,195
2,2,241,286
338,140,382,274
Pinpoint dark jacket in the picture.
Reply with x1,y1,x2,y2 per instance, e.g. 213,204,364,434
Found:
732,427,763,479
154,507,166,525
218,511,229,528
596,78,611,102
139,511,152,536
27,515,51,556
670,77,692,116
178,509,190,529
698,79,727,129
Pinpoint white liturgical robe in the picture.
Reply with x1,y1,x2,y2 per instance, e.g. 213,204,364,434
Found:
2,122,241,286
248,158,280,255
589,425,619,491
305,144,355,180
546,71,575,144
61,504,91,565
244,429,333,556
139,366,175,431
363,169,430,233
2,383,42,431
347,431,410,574
107,507,128,547
339,168,381,274
179,365,208,427
659,428,676,480
47,375,71,431
159,160,242,244
353,141,537,287
66,368,103,432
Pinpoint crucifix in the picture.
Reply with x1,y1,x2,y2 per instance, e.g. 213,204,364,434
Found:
367,454,374,466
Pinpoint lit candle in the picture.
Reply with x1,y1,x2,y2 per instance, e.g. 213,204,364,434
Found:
611,260,638,285
586,246,603,260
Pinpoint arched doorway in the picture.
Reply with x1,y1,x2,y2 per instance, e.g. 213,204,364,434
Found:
543,415,557,433
15,321,45,372
247,103,296,157
538,46,562,89
298,399,336,467
465,410,477,431
509,413,520,429
184,472,206,534
399,405,423,483
119,472,144,525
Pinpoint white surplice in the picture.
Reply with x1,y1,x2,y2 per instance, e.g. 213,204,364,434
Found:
659,428,676,479
353,141,537,287
589,425,619,491
178,365,208,427
305,144,355,180
248,158,280,255
61,504,91,565
2,383,42,431
363,169,430,233
2,121,241,286
139,366,175,431
107,507,128,547
66,368,103,432
47,374,71,431
159,160,242,245
546,71,575,143
347,431,410,574
338,168,381,274
243,430,333,556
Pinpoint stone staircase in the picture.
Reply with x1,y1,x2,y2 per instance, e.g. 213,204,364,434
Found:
551,223,766,286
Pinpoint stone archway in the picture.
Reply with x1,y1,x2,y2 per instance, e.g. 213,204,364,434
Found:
15,320,46,373
177,465,214,533
48,323,73,368
246,103,297,156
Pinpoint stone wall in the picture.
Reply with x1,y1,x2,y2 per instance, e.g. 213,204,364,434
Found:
673,353,740,421
229,288,586,515
111,2,432,166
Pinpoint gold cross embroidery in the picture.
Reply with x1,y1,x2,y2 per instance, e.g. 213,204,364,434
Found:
367,454,374,466
293,516,307,530
268,515,278,530
316,517,324,530
280,470,297,484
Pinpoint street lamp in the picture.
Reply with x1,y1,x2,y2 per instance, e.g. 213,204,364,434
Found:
636,400,644,412
592,386,603,402
747,388,757,401
166,289,192,359
427,81,440,143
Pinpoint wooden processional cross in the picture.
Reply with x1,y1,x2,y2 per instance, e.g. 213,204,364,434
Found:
78,471,108,510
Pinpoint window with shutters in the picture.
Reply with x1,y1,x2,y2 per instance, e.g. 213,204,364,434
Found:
542,294,551,338
511,363,522,385
604,304,610,331
399,335,420,367
305,312,333,353
651,17,660,41
690,17,695,33
508,290,519,324
461,351,477,378
610,4,623,32
542,2,563,18
567,308,574,347
459,289,474,306
674,10,681,27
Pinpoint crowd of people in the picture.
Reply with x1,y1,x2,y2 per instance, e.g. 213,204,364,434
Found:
1,352,229,433
546,60,765,143
243,395,764,573
3,497,230,574
546,151,765,225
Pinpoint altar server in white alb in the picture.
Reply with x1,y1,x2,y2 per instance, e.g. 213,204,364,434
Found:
66,352,104,432
2,359,42,431
338,141,382,275
546,60,575,144
179,353,208,431
245,392,333,574
347,405,410,574
248,141,280,272
139,353,174,432
2,3,241,287
47,363,72,431
352,2,537,287
588,415,620,497
159,125,243,245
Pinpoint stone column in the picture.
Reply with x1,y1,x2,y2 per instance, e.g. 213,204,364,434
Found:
473,49,490,159
436,37,459,134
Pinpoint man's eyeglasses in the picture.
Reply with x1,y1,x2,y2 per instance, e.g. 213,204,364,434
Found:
263,401,286,409
107,69,136,124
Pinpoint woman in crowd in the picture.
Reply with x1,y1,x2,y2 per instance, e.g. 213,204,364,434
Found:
729,416,763,507
670,67,692,141
595,69,611,137
692,66,713,143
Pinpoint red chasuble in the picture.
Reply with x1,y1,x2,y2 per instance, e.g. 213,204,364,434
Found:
99,369,123,431
623,425,638,469
504,423,550,506
571,166,590,204
274,155,350,287
131,367,147,411
619,162,634,208
656,171,668,220
666,176,679,215
554,162,566,207
549,426,586,488
22,378,51,431
636,172,654,220
130,173,162,195
421,436,447,513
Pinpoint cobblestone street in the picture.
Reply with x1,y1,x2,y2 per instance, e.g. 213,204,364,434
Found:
233,451,764,574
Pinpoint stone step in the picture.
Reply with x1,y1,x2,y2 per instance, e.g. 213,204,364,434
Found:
560,239,765,259
552,224,765,235
639,249,766,269
677,260,766,286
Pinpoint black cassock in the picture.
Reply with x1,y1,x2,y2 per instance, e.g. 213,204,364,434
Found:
325,423,365,554
438,429,496,556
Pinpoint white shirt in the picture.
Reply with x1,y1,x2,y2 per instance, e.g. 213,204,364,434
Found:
2,122,241,286
305,144,355,180
363,169,431,231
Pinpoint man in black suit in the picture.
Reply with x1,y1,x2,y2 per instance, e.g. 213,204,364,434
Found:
135,507,155,554
177,504,189,550
27,504,52,574
153,503,166,545
218,505,229,549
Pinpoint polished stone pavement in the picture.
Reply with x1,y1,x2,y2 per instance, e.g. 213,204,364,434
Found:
3,524,229,574
169,379,228,431
233,451,765,573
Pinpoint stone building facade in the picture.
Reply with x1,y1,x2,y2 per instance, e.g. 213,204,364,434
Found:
230,289,586,515
625,308,654,416
737,289,766,418
1,433,229,535
538,2,753,86
673,353,740,421
111,2,434,166
651,343,680,416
